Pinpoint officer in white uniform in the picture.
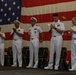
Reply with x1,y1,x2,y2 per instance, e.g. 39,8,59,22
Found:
44,13,65,70
0,27,5,66
26,17,43,68
69,17,76,71
11,20,24,67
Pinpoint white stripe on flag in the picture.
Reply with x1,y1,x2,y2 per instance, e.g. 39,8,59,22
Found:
21,1,76,16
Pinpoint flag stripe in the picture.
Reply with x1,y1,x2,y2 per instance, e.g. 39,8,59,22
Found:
22,0,75,7
21,11,76,23
21,1,76,16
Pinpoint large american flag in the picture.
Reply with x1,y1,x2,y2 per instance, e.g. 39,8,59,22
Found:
0,0,76,52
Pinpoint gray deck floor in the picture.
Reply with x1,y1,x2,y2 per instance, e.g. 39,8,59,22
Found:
0,67,76,75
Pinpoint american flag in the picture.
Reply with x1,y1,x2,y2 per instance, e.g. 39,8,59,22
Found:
0,0,21,25
0,0,76,52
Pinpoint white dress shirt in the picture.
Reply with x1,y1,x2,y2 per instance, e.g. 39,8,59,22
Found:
28,25,42,39
11,27,24,40
71,25,76,39
51,20,65,36
0,32,5,43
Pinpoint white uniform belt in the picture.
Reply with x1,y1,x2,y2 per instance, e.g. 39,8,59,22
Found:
30,38,38,40
14,39,21,41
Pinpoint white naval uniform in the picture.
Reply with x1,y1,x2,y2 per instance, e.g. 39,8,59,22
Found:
70,26,76,69
11,27,24,67
48,20,65,69
28,25,42,68
0,32,5,66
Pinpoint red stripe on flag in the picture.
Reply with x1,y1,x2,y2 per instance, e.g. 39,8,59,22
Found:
22,0,75,7
5,32,12,40
21,11,76,23
5,31,71,41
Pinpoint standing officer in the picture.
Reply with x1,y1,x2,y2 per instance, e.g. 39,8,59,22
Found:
0,27,5,66
11,20,24,67
44,13,65,70
69,17,76,71
26,17,43,68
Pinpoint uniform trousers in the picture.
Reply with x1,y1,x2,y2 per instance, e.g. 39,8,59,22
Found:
71,39,76,68
48,36,62,68
28,38,39,67
12,39,22,67
0,43,4,66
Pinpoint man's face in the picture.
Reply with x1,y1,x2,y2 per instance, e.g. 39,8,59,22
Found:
72,19,76,25
30,21,36,26
53,16,58,22
14,22,19,28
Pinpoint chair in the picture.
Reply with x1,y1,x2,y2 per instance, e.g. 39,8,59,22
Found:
38,47,49,68
5,47,13,66
22,47,29,67
59,47,68,70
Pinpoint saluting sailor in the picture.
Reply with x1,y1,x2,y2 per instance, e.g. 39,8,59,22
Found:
11,20,24,67
44,13,65,70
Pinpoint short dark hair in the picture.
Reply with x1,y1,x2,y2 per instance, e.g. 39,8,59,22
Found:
53,13,58,17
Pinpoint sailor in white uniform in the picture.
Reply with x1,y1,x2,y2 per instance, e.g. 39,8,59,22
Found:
11,20,24,67
44,13,65,70
26,17,43,68
0,27,5,66
69,17,76,71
